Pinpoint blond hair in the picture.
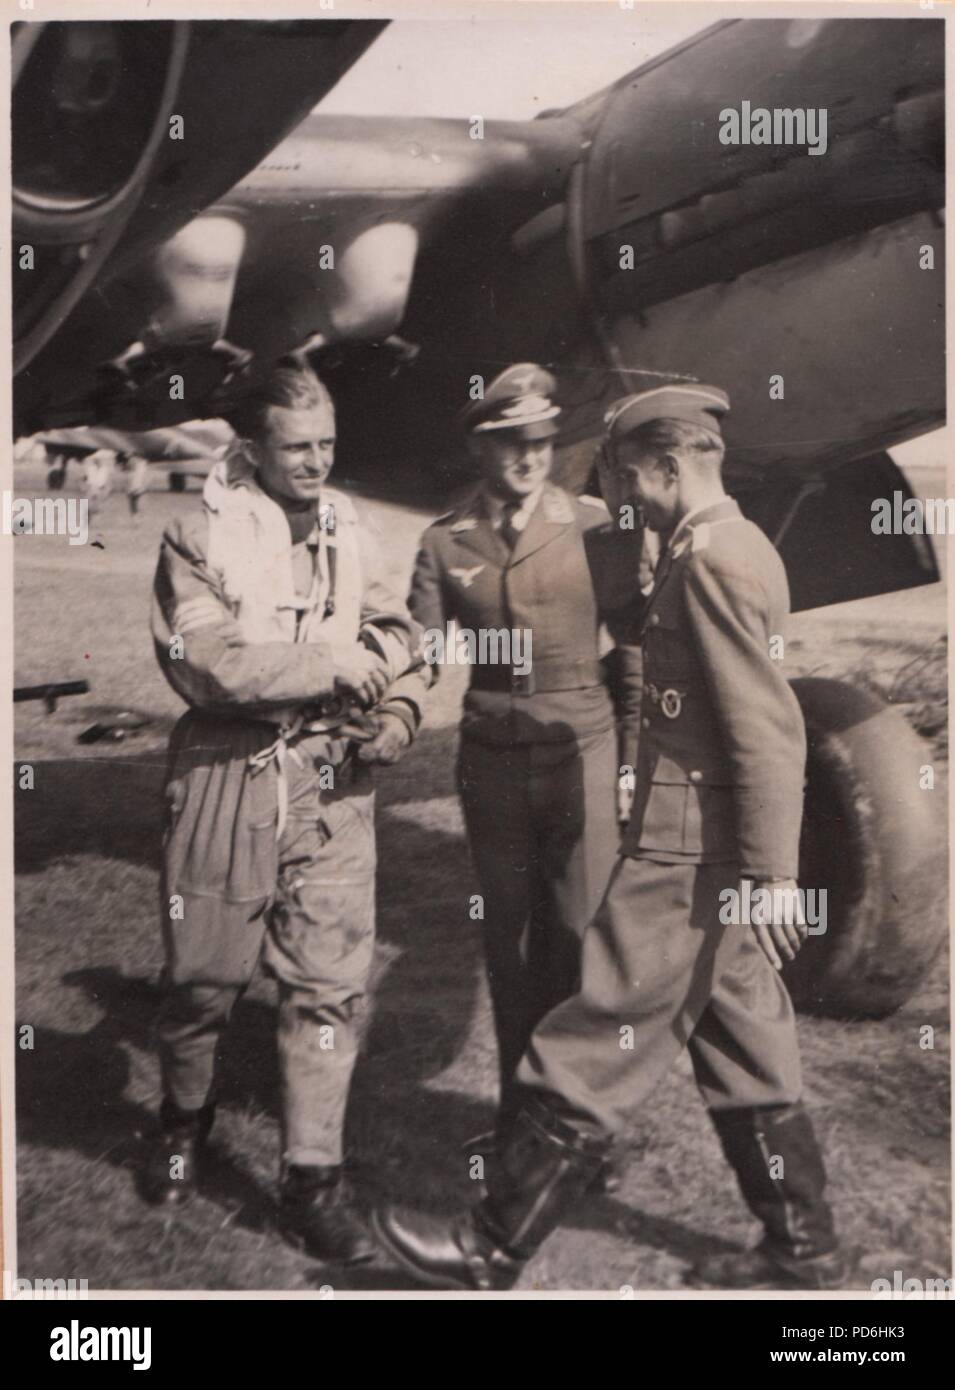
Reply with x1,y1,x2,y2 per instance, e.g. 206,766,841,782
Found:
228,359,334,441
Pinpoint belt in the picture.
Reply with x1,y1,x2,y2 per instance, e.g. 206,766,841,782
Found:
470,658,605,697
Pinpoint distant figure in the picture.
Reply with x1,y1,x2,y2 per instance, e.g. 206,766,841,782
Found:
120,453,149,515
82,449,115,513
45,450,68,491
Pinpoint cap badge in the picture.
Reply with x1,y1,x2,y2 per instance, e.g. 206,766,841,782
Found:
502,393,551,420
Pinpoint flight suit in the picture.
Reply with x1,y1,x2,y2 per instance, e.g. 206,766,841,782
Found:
410,481,643,1126
518,497,807,1132
151,456,427,1168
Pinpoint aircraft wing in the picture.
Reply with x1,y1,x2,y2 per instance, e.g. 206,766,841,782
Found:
17,17,941,453
12,16,945,611
33,420,232,463
15,107,580,434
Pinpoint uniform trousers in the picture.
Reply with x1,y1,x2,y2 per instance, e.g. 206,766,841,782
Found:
518,855,803,1135
457,725,620,1127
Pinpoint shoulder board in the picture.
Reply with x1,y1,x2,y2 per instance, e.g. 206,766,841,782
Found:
541,487,575,524
690,515,743,555
578,494,609,511
421,509,474,535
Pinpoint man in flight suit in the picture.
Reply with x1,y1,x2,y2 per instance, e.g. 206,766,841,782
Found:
408,364,642,1157
376,383,848,1291
144,361,426,1265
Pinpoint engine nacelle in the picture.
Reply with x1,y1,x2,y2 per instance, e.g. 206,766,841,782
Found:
148,214,248,346
12,20,190,371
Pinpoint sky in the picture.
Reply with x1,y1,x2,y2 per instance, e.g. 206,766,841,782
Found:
318,9,706,119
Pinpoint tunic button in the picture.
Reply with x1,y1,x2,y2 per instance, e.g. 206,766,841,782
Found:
689,770,702,783
649,613,660,625
641,717,650,729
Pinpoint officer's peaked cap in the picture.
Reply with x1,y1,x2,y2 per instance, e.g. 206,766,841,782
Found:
464,363,560,440
604,384,730,442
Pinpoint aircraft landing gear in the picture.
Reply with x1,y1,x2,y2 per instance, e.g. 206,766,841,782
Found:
784,677,945,1019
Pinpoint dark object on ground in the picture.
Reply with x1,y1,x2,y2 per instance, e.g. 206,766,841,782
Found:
14,679,89,713
77,711,151,744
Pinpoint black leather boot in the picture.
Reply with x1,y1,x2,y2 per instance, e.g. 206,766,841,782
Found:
374,1100,611,1290
689,1102,849,1289
588,1148,626,1196
140,1098,215,1206
279,1164,377,1266
464,1128,624,1199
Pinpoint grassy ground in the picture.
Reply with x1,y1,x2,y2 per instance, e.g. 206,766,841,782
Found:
12,463,950,1292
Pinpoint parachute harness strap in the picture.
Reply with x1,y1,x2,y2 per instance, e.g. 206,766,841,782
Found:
247,713,307,840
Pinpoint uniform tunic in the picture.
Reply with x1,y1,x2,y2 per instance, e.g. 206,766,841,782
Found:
517,497,807,1133
409,481,643,1124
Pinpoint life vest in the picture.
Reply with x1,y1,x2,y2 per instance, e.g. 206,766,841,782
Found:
202,444,364,662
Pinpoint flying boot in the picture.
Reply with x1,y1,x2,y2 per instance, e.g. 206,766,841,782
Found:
279,1163,378,1266
140,1098,215,1206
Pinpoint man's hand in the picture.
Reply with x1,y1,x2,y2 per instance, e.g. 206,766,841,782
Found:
745,877,808,970
357,711,413,766
617,783,634,827
334,646,390,709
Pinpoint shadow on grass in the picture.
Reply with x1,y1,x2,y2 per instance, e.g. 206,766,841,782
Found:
16,968,278,1237
14,726,503,1280
15,724,740,1286
13,721,462,875
15,749,168,874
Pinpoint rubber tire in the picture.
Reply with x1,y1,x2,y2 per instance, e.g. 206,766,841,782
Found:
782,677,945,1019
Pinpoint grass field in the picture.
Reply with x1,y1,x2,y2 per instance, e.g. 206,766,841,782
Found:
12,462,950,1293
